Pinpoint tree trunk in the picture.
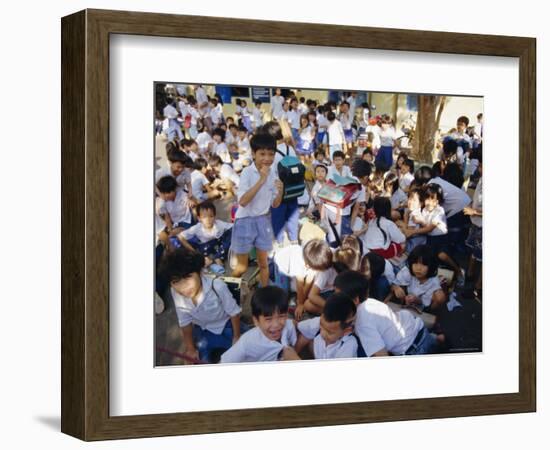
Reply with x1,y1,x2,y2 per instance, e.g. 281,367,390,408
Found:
412,95,441,164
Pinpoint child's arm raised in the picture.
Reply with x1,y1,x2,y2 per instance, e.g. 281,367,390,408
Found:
271,179,284,209
238,165,270,207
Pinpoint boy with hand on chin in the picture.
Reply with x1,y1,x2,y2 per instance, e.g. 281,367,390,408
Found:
230,132,284,287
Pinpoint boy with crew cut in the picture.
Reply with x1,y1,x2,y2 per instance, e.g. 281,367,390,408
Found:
334,271,439,357
156,175,194,238
295,293,358,359
230,132,284,287
220,286,299,363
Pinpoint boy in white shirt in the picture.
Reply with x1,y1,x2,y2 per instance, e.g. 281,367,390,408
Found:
155,148,194,195
156,176,194,237
270,88,285,120
327,151,352,180
334,271,439,356
252,99,264,130
287,97,301,142
159,248,242,363
207,155,239,198
295,293,358,360
326,111,345,160
163,97,184,141
230,133,284,287
220,286,299,363
190,158,219,203
177,201,233,268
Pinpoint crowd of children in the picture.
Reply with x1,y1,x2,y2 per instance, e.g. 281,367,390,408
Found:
155,84,483,364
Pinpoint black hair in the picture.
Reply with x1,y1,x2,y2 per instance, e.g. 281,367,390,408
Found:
212,127,226,141
250,132,276,153
373,196,392,244
158,247,205,283
443,139,458,157
407,244,439,278
167,149,193,168
261,120,283,141
360,252,386,281
210,97,218,106
314,149,326,159
457,115,470,126
425,183,444,205
332,150,345,160
334,271,369,303
251,286,289,318
165,141,177,155
254,99,262,106
414,166,434,186
196,200,216,216
340,100,350,108
322,293,357,329
228,123,238,130
194,157,208,171
351,158,373,179
180,138,191,148
299,96,305,103
384,172,399,195
443,162,464,189
208,155,223,167
362,148,374,157
432,161,444,178
302,239,333,271
402,158,414,174
156,175,178,193
327,111,336,122
237,125,248,133
477,113,483,120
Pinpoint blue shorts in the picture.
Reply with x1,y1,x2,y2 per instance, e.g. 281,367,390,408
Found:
230,214,274,254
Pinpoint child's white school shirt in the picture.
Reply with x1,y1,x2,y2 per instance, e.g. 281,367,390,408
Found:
470,177,482,228
339,112,352,130
163,104,178,120
391,188,408,209
270,95,285,119
297,317,358,359
210,104,223,125
195,87,209,114
355,298,424,356
155,166,191,191
313,267,338,293
363,217,406,250
327,120,345,145
327,165,352,181
317,114,330,131
220,319,297,363
428,176,471,218
235,163,278,219
237,137,252,156
422,205,448,236
252,107,263,127
394,266,442,308
225,131,237,146
190,170,210,202
384,259,396,284
300,125,315,143
171,276,241,333
158,188,192,225
287,109,301,129
196,131,213,153
219,163,240,188
214,142,232,164
379,127,397,147
188,107,200,126
180,219,233,244
298,103,309,115
352,216,365,233
399,172,415,191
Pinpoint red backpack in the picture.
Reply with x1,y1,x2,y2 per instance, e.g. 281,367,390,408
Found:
317,177,361,209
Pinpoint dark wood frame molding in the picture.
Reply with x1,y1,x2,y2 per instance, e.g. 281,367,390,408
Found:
61,9,536,441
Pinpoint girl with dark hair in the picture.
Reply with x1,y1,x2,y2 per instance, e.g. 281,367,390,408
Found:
362,196,406,259
391,244,447,312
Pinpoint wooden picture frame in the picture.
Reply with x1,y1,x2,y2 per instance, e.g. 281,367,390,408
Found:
61,9,536,441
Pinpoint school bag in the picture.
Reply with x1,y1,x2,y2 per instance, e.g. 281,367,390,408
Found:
317,174,361,210
276,145,306,201
183,113,192,129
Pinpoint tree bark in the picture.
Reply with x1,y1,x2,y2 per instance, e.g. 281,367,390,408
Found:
412,95,441,164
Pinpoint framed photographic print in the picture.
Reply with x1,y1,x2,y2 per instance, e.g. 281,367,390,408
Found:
61,9,536,441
